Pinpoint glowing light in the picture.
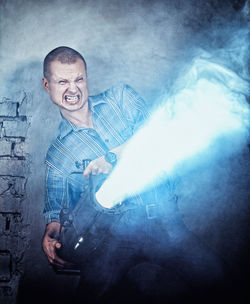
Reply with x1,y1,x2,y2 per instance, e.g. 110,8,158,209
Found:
96,59,249,208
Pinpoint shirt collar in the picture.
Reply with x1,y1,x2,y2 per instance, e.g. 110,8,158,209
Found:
57,95,107,139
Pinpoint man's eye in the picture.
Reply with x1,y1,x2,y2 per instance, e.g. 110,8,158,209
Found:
76,78,84,82
59,81,66,85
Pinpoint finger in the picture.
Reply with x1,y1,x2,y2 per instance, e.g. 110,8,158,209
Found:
49,258,65,269
102,165,112,174
51,242,70,266
84,162,99,177
53,254,72,268
47,253,63,266
50,259,74,270
45,241,61,261
43,242,53,258
47,246,69,267
83,164,91,178
48,257,63,268
91,167,98,175
55,242,61,249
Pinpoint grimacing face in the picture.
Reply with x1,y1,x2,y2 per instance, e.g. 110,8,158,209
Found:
42,58,88,114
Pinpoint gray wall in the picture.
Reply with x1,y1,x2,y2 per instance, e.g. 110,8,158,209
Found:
0,0,249,303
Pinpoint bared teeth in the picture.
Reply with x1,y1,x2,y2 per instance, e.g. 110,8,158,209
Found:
65,95,79,102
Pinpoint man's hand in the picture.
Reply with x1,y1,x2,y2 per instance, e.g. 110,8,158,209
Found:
83,143,127,178
83,156,112,178
42,222,70,269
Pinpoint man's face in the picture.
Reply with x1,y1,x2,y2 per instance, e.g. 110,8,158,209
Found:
42,59,88,113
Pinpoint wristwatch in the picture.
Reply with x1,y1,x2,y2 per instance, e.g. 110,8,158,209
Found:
105,151,117,166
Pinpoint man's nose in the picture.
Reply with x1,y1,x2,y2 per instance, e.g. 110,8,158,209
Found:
67,82,78,94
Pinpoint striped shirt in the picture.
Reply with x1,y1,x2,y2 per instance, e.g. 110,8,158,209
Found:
43,84,150,224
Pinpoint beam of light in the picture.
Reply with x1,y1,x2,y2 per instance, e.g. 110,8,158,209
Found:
96,59,249,208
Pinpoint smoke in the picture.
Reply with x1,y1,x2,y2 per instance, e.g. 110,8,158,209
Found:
91,1,250,211
1,0,248,97
93,12,250,291
96,54,249,208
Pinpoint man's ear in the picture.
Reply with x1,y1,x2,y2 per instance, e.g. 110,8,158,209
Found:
42,77,50,93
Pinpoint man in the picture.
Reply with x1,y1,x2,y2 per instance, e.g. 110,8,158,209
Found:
42,46,225,303
41,46,150,267
42,46,171,301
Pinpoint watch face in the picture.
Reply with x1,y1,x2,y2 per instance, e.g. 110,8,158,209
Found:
105,152,117,165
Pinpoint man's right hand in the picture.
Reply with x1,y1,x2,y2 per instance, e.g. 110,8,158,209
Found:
42,222,70,269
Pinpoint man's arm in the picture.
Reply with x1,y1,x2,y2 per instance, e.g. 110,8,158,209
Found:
119,84,150,133
83,143,127,178
42,165,70,268
84,84,149,178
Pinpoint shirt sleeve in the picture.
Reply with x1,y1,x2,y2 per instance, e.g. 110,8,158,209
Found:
112,84,150,134
43,164,68,224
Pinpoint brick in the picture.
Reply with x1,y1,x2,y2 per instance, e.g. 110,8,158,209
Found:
0,235,8,249
11,177,26,197
0,212,8,232
17,92,29,116
0,99,17,117
10,90,26,104
0,177,11,195
0,139,12,156
0,176,25,197
2,235,19,254
10,213,22,234
0,251,11,282
6,137,23,144
0,286,12,297
0,197,22,212
0,125,4,138
0,212,22,235
13,141,25,157
0,159,29,176
2,120,28,138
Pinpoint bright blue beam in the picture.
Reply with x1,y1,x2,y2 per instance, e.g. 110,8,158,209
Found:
96,59,249,208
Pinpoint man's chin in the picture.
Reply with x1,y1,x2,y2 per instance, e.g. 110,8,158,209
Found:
60,100,86,112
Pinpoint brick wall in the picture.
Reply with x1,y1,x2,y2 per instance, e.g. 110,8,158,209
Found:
0,91,29,304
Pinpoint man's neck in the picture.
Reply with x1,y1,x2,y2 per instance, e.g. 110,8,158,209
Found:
61,105,93,128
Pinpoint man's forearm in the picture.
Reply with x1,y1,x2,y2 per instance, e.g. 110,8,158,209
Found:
83,142,128,178
110,142,127,161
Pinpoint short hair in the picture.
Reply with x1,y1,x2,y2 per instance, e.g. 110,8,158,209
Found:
43,46,87,80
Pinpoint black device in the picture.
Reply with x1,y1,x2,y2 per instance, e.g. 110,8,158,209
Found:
57,170,127,272
56,156,151,274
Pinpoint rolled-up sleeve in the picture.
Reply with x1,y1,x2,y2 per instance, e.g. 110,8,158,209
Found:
43,165,68,224
111,84,150,134
122,84,150,133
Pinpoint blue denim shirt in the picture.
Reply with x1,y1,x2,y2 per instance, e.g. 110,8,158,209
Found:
43,84,150,224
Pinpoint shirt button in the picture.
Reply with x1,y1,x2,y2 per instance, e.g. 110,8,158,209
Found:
105,139,109,143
